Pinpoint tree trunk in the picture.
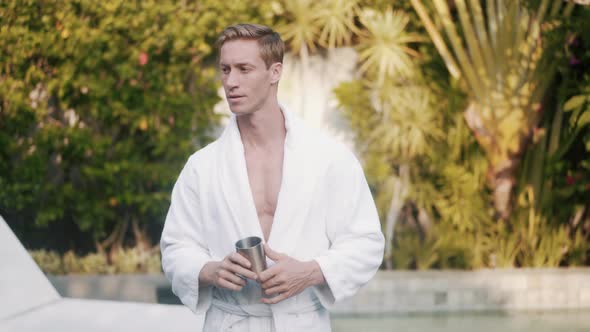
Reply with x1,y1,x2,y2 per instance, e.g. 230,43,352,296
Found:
131,217,152,252
384,164,410,269
95,219,128,264
416,207,432,238
464,103,528,221
486,160,519,220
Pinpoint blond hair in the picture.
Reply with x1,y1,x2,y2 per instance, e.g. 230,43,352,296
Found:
216,23,284,68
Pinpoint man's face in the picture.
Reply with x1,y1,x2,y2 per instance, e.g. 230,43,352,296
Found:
219,39,281,115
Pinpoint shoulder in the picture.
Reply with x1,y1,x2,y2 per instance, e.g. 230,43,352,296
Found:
300,123,362,173
180,140,221,179
187,140,219,164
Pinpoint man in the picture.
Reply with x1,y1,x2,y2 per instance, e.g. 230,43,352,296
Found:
160,23,384,331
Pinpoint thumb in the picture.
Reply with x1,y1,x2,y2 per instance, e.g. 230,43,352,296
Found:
264,243,283,261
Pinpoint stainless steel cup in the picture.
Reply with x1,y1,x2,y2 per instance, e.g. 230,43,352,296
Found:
235,236,267,276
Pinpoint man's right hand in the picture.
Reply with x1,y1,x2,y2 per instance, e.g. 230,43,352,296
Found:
199,253,258,291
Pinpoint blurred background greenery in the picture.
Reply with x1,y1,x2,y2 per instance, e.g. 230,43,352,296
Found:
1,0,589,274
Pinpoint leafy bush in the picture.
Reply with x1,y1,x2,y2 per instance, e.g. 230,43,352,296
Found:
111,247,161,274
334,2,590,269
4,1,590,271
30,247,161,275
0,0,270,254
29,249,64,274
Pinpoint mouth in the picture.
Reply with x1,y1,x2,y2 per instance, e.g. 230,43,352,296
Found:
228,95,245,102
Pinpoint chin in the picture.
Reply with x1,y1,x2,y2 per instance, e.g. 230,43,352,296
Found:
228,106,247,115
228,103,255,116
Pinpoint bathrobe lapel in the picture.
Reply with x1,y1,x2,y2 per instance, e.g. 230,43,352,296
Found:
216,107,321,256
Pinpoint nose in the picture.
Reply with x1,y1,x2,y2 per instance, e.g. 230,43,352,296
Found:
225,70,239,89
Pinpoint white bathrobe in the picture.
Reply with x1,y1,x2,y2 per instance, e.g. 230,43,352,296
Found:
160,107,384,331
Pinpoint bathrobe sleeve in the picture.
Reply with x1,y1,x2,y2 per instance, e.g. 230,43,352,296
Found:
160,156,212,314
313,149,385,305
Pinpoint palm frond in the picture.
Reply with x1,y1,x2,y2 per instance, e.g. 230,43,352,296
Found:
316,0,360,49
357,8,423,84
277,0,323,55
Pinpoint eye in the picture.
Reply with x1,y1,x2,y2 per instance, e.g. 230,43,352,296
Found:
240,67,251,73
221,67,230,74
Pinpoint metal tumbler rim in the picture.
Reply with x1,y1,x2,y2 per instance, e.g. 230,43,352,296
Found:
235,236,263,249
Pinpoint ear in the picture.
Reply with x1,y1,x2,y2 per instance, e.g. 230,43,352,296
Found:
269,62,282,85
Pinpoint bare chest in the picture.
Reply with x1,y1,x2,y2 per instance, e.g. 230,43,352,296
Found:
244,148,284,241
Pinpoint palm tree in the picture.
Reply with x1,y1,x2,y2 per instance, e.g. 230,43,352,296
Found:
357,8,424,86
279,3,433,268
277,0,359,123
410,0,577,220
377,84,445,268
317,0,360,50
348,8,427,269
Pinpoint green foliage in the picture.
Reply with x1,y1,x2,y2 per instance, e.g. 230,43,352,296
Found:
335,1,590,270
30,246,161,275
391,229,438,270
568,229,590,266
0,0,270,252
29,249,64,274
77,252,111,274
275,0,323,55
563,83,590,152
513,10,590,269
357,8,422,84
112,247,162,274
4,0,590,272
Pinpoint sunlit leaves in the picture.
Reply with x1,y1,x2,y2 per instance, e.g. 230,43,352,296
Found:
276,0,323,55
317,0,360,49
370,84,443,161
357,8,423,83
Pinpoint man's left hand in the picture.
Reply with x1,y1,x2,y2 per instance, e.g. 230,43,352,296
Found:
258,244,325,304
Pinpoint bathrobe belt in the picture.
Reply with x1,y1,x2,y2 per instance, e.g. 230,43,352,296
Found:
211,297,322,317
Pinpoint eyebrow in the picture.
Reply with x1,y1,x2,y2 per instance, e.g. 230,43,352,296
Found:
220,62,256,68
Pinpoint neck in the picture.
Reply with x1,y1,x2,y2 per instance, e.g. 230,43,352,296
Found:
236,102,286,151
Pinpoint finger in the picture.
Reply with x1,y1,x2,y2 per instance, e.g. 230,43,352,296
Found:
229,252,252,268
263,243,283,261
219,269,246,286
225,262,258,280
261,276,281,289
217,278,243,292
264,285,286,296
261,292,289,304
258,264,279,283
